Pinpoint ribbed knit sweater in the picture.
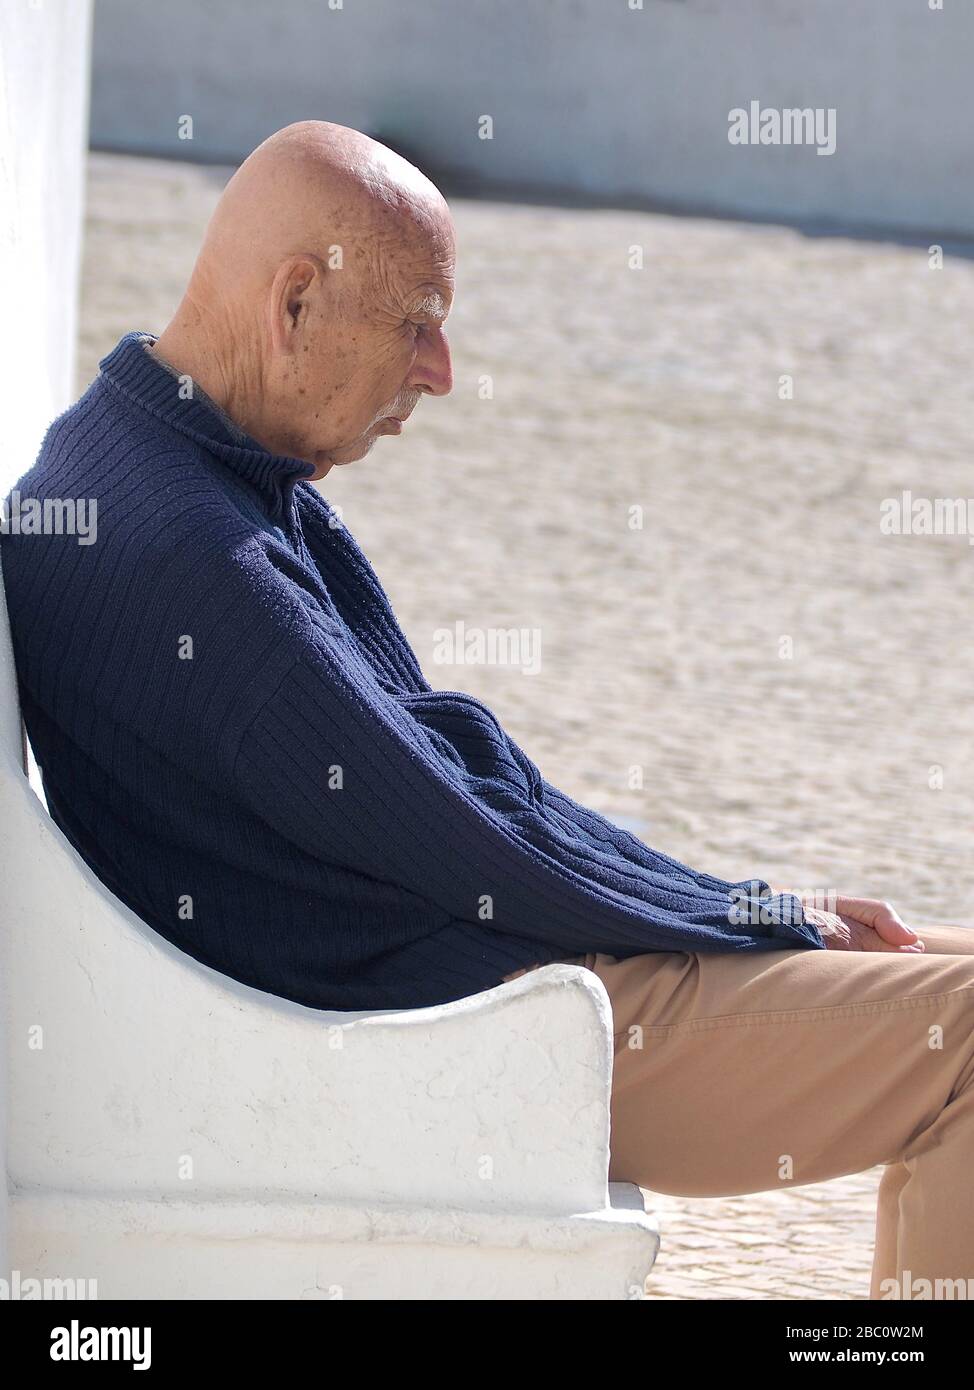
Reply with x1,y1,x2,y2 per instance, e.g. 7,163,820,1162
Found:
1,332,824,1010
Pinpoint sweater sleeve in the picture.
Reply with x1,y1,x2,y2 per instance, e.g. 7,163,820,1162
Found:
231,626,825,959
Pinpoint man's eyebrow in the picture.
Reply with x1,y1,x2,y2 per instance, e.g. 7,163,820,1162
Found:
414,291,449,320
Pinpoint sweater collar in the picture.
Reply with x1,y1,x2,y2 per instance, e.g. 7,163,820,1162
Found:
98,331,315,519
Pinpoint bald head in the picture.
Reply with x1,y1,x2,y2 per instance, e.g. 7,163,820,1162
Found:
152,121,455,477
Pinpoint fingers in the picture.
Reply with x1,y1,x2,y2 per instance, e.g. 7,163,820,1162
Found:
843,918,925,953
834,896,920,946
796,893,927,954
849,926,920,953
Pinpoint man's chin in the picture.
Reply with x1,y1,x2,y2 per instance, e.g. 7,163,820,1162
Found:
312,436,376,475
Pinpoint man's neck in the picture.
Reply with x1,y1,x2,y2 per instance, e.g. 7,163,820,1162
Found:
152,312,304,465
151,317,239,417
144,335,250,444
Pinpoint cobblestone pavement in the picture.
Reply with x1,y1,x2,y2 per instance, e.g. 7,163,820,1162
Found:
642,1169,882,1299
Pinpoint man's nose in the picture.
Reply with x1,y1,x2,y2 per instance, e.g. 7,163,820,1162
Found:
409,327,453,397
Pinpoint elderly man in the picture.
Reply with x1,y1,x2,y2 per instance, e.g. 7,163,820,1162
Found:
3,122,973,1299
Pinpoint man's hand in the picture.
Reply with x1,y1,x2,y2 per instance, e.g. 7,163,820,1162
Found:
801,895,925,953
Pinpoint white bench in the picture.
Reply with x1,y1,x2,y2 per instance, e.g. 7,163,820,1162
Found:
0,572,658,1299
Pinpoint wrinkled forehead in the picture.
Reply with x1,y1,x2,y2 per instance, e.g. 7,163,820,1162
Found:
361,201,455,306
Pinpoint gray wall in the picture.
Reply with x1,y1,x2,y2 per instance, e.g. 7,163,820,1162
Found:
90,0,973,237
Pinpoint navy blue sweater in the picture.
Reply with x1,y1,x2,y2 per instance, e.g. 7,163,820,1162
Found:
1,332,823,1010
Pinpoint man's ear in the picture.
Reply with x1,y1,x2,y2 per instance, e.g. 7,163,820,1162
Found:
269,256,324,353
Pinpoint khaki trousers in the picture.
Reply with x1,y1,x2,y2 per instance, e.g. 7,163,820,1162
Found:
506,923,974,1298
